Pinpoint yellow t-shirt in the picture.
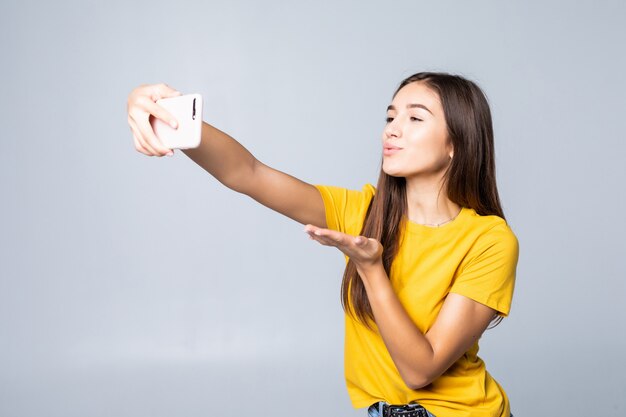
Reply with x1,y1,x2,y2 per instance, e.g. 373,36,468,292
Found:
314,183,519,417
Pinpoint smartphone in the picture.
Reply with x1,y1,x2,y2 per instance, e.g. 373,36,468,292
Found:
149,93,203,149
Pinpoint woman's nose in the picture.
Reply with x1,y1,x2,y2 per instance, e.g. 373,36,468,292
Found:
385,121,401,138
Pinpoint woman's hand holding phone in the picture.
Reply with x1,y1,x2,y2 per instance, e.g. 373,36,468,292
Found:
127,83,182,157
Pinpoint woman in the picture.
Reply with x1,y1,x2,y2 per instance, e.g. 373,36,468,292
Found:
127,71,519,417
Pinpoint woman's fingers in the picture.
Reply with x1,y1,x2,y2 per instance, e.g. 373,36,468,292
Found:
305,228,331,245
130,104,172,156
147,82,183,101
144,98,180,129
128,116,160,156
137,115,171,156
310,233,340,247
304,225,383,268
305,225,379,255
132,131,150,156
127,83,181,157
305,226,349,247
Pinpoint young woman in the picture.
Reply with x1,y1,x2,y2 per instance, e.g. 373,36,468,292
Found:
126,71,519,417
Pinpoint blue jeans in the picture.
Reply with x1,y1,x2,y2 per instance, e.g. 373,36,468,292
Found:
367,402,513,417
367,402,436,417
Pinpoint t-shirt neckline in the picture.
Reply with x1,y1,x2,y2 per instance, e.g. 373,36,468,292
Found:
405,206,469,233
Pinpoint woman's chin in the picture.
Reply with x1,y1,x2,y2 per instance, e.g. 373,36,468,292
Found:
382,167,405,178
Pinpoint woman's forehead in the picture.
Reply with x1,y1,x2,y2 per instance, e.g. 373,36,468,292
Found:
391,82,441,115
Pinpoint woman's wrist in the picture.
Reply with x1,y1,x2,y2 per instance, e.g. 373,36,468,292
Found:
356,259,386,283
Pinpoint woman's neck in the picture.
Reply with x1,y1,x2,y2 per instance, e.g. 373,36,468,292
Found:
405,177,461,226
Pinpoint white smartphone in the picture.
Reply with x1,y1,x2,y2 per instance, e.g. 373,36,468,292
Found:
149,93,203,149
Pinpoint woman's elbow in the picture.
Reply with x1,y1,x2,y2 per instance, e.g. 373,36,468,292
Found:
404,371,436,390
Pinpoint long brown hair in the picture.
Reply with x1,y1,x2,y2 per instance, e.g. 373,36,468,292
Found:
341,71,506,330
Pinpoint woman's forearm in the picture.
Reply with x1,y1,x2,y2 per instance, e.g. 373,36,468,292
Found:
182,121,257,193
357,263,436,389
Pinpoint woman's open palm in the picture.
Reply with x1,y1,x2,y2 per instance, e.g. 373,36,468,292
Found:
304,224,383,269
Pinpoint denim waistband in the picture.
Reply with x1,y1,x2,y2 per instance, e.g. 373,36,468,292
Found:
367,402,513,417
367,401,436,417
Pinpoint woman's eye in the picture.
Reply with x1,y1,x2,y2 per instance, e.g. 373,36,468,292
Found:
385,116,422,123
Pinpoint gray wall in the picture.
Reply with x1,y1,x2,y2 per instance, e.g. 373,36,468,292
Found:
2,1,625,416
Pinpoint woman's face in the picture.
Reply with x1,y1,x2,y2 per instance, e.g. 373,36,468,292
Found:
382,81,452,179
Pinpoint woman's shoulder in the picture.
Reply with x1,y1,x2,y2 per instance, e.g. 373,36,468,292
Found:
462,208,519,253
363,183,376,194
464,207,515,231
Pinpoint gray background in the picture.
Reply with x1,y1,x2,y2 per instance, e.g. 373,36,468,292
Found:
1,0,625,416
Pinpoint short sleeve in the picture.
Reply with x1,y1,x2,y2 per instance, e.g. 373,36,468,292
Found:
449,223,520,317
313,184,376,235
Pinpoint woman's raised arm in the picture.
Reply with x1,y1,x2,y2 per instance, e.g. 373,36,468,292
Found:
127,83,327,228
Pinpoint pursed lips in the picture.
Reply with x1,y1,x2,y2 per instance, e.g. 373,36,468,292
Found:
383,144,403,156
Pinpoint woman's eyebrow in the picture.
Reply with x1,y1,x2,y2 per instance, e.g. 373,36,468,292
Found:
386,104,433,115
